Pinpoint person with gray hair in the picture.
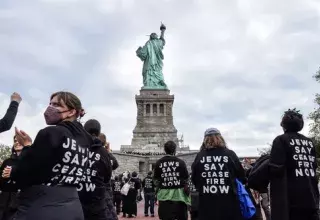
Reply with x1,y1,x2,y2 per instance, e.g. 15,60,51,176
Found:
191,128,246,220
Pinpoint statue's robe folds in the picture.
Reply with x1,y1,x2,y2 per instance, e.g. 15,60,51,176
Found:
136,39,167,88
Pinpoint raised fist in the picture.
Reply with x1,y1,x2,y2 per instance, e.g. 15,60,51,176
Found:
11,92,22,104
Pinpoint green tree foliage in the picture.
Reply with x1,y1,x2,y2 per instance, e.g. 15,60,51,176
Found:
309,68,320,140
309,69,320,170
258,143,272,156
0,144,12,165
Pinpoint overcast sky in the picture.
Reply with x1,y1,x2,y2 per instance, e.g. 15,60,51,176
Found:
0,0,319,156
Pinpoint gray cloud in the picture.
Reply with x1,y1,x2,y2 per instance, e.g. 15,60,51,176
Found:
0,0,319,156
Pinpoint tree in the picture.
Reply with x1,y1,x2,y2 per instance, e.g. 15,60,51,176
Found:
257,143,272,156
0,144,12,165
309,68,320,169
309,68,320,140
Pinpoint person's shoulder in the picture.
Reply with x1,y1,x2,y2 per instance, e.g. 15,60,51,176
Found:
225,148,236,154
37,126,65,137
41,125,69,133
176,157,186,164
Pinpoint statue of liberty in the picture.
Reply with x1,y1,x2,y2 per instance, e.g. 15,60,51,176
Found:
136,23,167,89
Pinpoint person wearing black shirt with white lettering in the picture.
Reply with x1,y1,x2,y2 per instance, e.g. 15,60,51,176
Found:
192,128,246,220
2,91,92,220
269,109,319,220
0,93,21,133
142,171,156,217
154,141,190,220
127,171,141,218
0,135,22,220
79,119,112,220
98,132,119,220
112,175,122,215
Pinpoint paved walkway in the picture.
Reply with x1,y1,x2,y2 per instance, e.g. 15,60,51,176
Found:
118,201,266,220
118,201,158,219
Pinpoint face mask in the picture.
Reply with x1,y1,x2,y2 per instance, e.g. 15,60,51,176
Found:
44,106,69,125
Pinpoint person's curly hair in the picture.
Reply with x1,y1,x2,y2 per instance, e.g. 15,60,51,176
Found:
281,108,304,132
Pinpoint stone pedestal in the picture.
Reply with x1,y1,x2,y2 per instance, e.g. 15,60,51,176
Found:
130,88,179,149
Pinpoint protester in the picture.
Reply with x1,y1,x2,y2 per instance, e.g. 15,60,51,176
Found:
244,164,264,220
0,135,22,220
247,155,271,220
98,132,119,220
142,171,156,217
112,175,122,215
154,141,191,220
188,173,199,220
122,177,130,218
124,171,141,218
269,109,319,220
191,128,246,220
2,91,92,220
99,133,111,152
78,119,112,220
0,93,21,133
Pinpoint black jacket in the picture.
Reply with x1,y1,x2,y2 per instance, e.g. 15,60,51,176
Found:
10,121,92,220
0,149,20,220
78,138,112,219
269,132,319,220
192,147,245,220
154,155,189,189
112,180,122,194
0,101,19,133
248,154,270,193
11,121,92,188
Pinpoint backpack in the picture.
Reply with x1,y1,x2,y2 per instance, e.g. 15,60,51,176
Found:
236,179,256,219
120,178,131,196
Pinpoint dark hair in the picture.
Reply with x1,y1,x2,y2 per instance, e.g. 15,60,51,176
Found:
132,171,138,178
84,119,101,137
99,133,107,145
164,141,176,155
115,176,119,181
50,91,85,118
147,171,153,176
281,108,304,132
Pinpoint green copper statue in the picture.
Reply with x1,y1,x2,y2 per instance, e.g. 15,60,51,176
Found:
136,23,167,89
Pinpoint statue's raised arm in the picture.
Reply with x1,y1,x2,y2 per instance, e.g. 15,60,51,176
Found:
160,23,166,45
136,23,167,89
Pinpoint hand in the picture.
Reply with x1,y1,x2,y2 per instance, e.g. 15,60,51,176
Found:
15,127,32,146
2,166,12,179
11,92,22,104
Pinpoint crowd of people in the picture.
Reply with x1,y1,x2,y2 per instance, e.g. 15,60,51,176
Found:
0,91,319,220
121,151,166,156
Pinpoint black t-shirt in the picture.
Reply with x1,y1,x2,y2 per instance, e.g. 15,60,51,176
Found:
269,132,319,209
112,180,122,194
78,138,112,205
11,121,92,189
127,177,141,197
191,147,245,220
0,154,20,192
142,176,155,193
191,148,245,196
154,155,189,189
